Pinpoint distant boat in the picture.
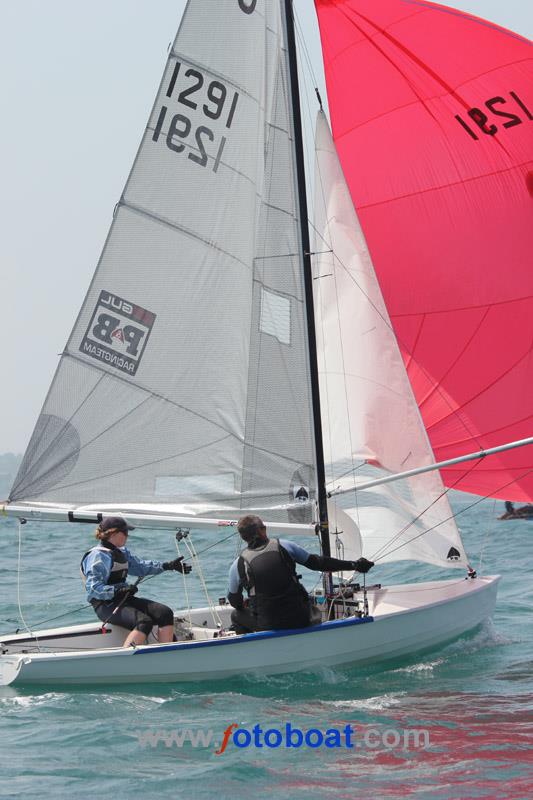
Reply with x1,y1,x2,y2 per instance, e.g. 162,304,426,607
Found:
499,502,533,520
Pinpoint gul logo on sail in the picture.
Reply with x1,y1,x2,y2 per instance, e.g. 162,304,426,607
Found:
79,290,156,376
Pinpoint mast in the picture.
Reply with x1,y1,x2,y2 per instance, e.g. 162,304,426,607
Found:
283,0,330,561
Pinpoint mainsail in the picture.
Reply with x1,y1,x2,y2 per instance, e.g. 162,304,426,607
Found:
316,0,533,501
314,111,465,567
10,0,318,523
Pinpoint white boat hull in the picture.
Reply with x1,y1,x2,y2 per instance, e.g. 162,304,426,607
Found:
0,576,499,687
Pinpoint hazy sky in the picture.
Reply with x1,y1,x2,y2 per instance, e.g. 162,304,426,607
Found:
1,1,531,455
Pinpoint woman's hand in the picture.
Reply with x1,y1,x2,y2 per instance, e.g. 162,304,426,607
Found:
163,556,192,574
114,584,138,601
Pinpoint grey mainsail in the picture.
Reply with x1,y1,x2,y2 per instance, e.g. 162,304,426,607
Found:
10,0,317,523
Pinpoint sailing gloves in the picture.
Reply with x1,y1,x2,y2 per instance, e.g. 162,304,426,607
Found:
305,554,374,574
114,584,138,601
350,557,374,574
163,556,192,574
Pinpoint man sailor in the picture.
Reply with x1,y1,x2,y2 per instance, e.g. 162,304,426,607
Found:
81,516,192,647
227,514,374,633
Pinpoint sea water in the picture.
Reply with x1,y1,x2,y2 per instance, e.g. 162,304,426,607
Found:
0,491,532,799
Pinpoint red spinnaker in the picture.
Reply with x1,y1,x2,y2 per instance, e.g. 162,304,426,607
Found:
315,0,533,500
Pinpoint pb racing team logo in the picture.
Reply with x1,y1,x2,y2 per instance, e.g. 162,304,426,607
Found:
80,291,156,376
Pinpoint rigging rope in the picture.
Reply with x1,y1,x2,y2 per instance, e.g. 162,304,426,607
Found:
177,530,223,629
15,520,41,651
173,533,193,628
477,498,498,576
294,11,321,96
373,464,533,564
5,603,90,632
368,455,485,564
16,520,32,638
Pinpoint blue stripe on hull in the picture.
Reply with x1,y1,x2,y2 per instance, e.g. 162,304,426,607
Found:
135,615,374,655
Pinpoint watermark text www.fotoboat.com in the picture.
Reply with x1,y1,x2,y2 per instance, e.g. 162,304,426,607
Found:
133,723,431,754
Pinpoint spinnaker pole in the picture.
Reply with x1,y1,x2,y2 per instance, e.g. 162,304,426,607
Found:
329,436,533,497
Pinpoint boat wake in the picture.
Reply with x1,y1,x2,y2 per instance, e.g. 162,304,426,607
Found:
0,691,67,710
390,620,512,675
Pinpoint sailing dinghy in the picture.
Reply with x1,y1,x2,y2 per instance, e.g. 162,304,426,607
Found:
3,0,531,686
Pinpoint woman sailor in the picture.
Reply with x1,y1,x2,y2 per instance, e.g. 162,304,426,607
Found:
81,516,191,647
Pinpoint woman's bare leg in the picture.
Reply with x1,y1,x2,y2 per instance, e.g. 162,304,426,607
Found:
124,629,147,647
158,625,174,643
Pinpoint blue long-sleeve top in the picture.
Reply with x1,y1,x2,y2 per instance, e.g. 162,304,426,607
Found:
82,547,165,602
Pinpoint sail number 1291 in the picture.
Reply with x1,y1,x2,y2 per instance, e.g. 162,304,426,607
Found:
152,61,239,173
455,90,532,140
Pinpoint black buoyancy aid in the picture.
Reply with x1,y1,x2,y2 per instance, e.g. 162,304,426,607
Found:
237,538,310,630
80,541,128,587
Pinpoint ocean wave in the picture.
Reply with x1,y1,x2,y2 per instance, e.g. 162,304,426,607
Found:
392,658,445,674
0,691,68,709
323,692,407,711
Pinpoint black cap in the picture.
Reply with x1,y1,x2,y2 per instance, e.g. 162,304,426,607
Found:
99,516,135,534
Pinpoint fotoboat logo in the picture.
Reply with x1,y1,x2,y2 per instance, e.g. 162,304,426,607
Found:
133,723,430,754
79,290,156,376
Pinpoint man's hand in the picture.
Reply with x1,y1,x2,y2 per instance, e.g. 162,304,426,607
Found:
351,557,374,574
114,584,138,601
163,556,192,574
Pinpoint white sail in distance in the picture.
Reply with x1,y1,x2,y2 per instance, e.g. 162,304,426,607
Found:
313,111,466,569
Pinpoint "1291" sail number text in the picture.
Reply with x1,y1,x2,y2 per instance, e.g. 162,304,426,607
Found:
455,91,532,140
152,61,240,173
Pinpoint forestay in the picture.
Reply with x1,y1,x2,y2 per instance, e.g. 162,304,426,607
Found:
10,0,318,524
313,111,466,568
